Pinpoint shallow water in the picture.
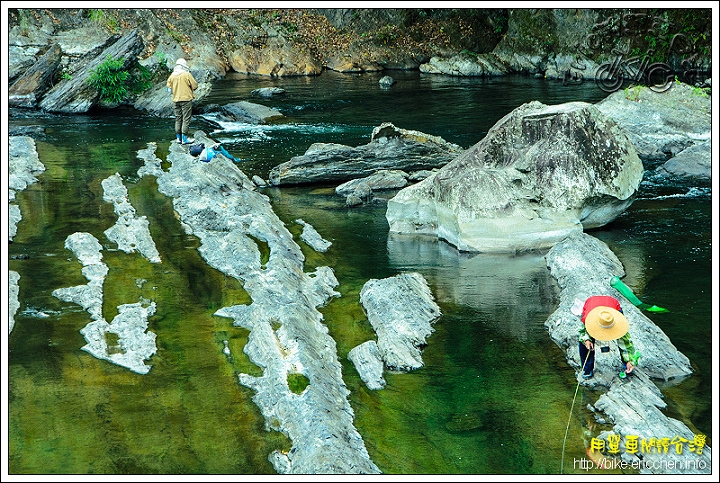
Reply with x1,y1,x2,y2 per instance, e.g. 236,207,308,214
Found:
6,72,713,475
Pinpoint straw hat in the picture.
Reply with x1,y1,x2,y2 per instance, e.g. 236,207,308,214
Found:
584,306,629,341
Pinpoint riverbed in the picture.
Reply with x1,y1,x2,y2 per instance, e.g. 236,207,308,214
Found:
6,72,713,475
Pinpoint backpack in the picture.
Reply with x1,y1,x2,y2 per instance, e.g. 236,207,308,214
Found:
198,146,216,163
189,142,205,156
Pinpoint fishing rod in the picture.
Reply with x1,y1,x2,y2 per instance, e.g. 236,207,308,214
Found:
560,348,592,474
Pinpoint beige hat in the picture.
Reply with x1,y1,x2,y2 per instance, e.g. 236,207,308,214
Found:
176,58,188,69
585,306,629,341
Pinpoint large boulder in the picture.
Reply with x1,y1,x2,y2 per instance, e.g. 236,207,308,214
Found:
269,122,464,186
386,101,644,253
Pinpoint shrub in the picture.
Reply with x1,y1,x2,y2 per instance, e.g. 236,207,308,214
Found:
87,55,129,104
86,54,152,105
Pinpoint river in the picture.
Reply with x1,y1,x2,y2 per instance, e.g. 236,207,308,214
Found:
6,71,713,475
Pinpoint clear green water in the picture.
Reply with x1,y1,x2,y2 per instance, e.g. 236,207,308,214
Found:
6,73,713,475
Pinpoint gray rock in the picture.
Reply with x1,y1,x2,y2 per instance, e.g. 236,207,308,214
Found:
39,29,145,113
8,45,40,84
657,140,711,180
9,205,21,241
9,44,62,108
348,341,386,390
420,53,509,77
345,193,365,207
143,134,380,474
359,272,441,372
386,101,644,253
55,26,116,56
102,173,161,263
52,232,157,375
269,122,463,186
296,219,332,253
408,169,437,182
336,169,408,196
543,232,709,474
378,75,395,87
218,100,285,124
252,175,268,187
593,375,712,474
595,82,711,162
251,87,286,98
9,136,46,192
136,142,164,178
9,136,46,241
9,271,20,334
544,232,693,382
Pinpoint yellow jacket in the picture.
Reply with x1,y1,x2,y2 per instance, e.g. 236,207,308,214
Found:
166,68,198,102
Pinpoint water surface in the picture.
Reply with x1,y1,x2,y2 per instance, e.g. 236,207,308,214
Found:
7,72,713,475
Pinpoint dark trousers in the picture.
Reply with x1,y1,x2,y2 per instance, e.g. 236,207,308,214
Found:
578,341,595,376
174,101,193,135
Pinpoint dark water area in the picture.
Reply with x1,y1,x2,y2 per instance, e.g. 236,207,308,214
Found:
5,71,714,475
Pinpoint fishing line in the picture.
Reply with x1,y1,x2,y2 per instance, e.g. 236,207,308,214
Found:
560,346,592,474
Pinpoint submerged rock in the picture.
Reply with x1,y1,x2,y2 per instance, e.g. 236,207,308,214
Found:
386,101,644,253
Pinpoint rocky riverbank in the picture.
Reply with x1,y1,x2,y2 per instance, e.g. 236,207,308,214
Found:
8,8,711,117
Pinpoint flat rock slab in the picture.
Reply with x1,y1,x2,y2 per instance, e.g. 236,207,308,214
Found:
359,272,441,372
102,173,161,263
142,132,380,474
348,340,386,390
52,232,157,374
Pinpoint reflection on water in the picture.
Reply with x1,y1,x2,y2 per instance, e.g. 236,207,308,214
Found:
7,72,712,475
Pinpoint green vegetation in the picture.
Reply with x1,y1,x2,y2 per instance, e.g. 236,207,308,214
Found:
87,9,118,32
287,373,310,395
624,85,643,101
86,54,152,104
375,24,399,45
166,27,184,44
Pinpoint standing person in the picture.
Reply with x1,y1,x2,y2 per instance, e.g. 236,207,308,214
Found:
576,295,639,379
166,58,198,144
